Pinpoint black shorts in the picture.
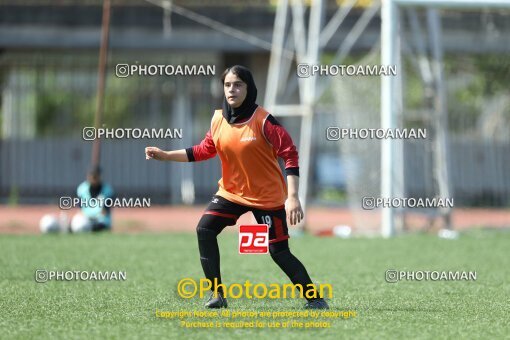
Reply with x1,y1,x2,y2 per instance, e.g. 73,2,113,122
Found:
204,195,289,244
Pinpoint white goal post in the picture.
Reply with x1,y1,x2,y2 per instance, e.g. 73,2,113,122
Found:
380,0,510,237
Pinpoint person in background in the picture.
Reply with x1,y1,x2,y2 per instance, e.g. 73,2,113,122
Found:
71,166,114,232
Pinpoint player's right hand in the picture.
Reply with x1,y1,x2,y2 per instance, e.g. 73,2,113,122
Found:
145,146,167,161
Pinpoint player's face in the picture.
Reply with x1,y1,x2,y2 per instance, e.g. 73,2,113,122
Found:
88,174,100,187
223,72,247,108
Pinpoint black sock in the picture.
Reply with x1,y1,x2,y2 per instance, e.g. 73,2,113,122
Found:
196,216,228,296
270,241,319,301
91,222,108,232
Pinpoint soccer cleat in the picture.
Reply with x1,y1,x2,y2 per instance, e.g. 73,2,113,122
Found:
304,298,329,310
205,291,228,309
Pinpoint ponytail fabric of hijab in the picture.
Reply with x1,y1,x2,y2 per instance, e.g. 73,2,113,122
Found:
221,65,258,124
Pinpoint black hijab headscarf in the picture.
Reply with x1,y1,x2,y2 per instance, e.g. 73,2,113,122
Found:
221,65,258,124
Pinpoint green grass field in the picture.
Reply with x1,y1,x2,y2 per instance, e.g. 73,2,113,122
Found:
1,230,509,339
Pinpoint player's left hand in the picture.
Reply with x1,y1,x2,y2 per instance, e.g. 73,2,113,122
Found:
285,196,304,226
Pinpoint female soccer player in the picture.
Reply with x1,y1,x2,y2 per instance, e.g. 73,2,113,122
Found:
145,65,328,310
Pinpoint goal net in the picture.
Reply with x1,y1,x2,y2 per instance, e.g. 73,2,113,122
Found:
328,1,510,235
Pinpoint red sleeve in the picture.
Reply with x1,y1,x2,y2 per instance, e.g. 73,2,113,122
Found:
263,115,299,175
186,130,217,162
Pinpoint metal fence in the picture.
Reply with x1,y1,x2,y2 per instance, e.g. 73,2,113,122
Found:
2,136,510,206
1,49,510,207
